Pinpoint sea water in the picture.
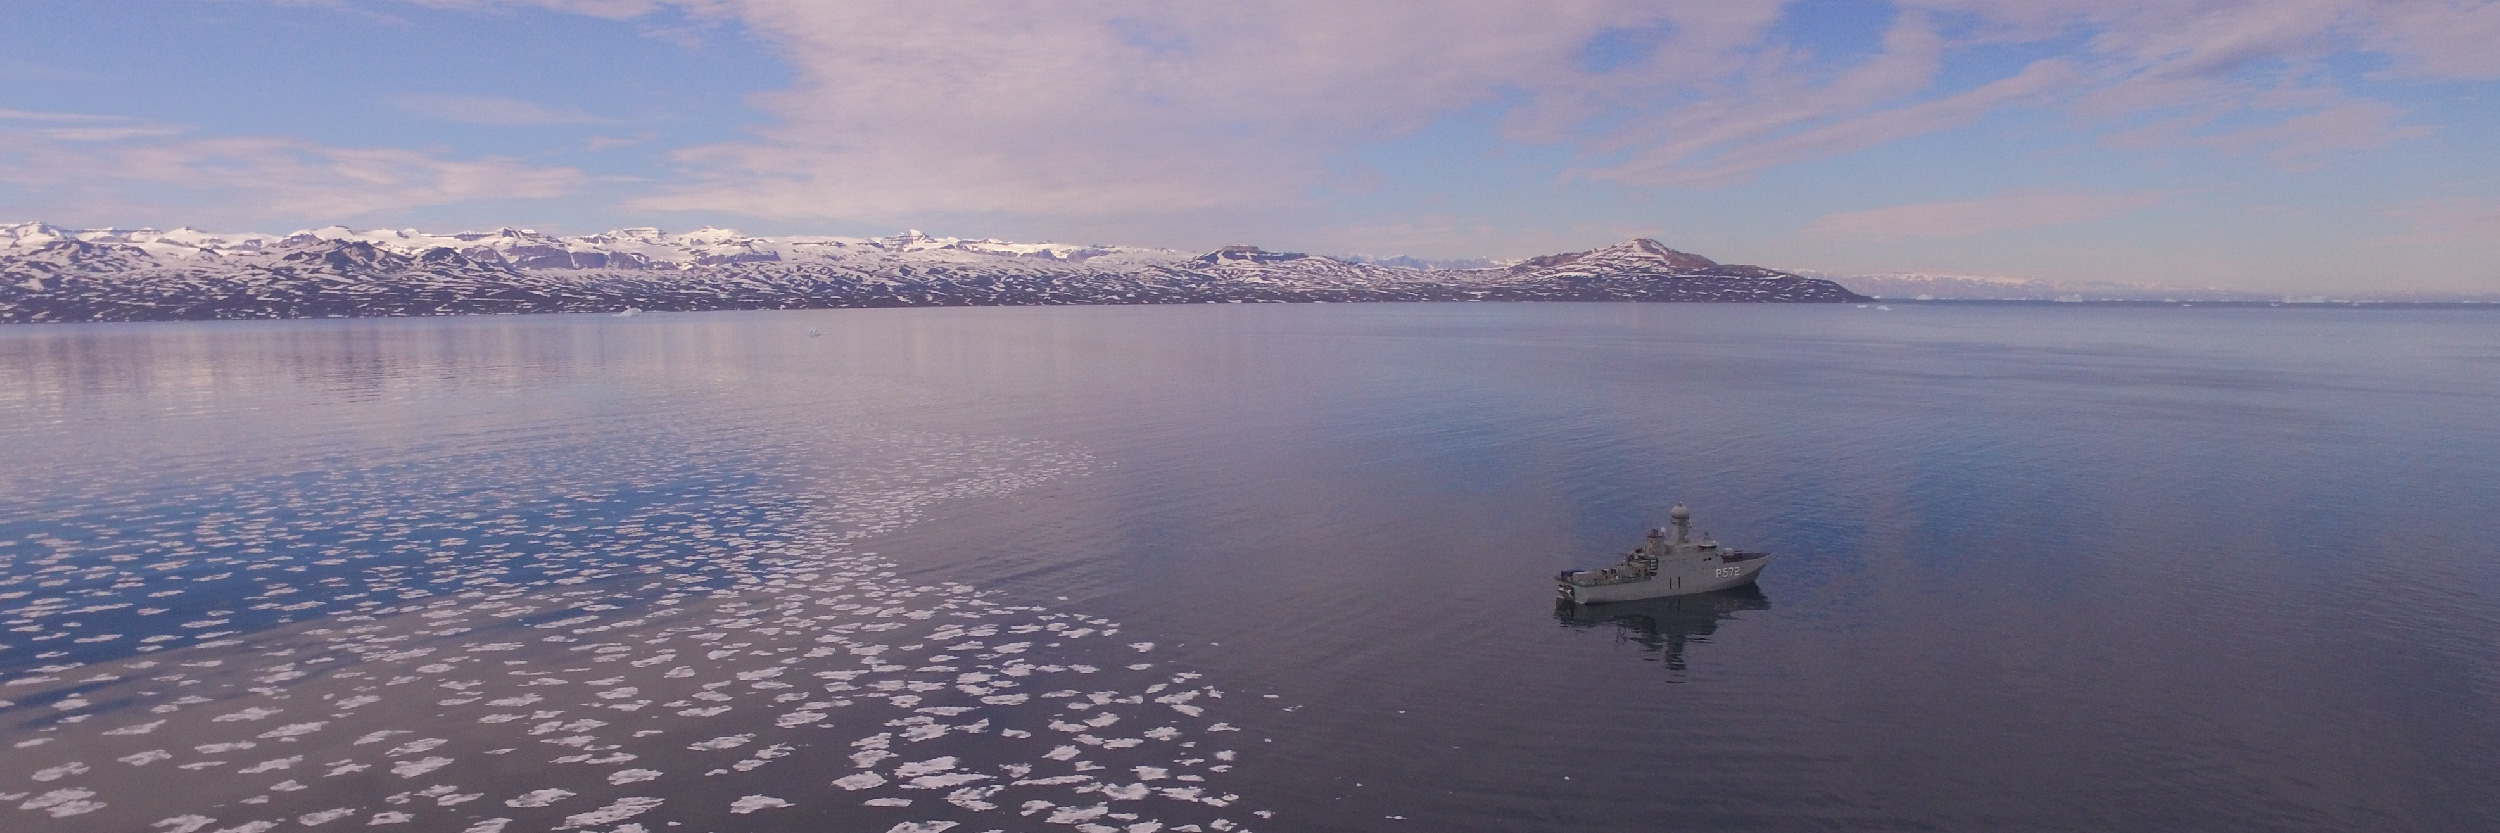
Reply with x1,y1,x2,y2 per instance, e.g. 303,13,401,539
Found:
3,303,2496,831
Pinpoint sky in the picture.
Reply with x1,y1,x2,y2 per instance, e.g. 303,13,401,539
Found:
2,1,2497,292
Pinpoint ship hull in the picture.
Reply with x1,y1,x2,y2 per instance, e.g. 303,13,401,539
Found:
1560,557,1766,604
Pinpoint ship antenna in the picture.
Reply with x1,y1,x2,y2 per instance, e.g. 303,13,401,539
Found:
1669,503,1690,545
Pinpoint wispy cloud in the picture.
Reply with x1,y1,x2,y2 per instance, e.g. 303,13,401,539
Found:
398,0,676,18
0,108,128,123
585,134,651,151
2354,1,2500,80
1582,56,2083,187
0,109,194,142
382,0,2471,233
1806,190,2166,239
2190,101,2431,168
25,126,195,142
0,114,590,221
2372,197,2500,246
392,93,614,125
621,1,1685,228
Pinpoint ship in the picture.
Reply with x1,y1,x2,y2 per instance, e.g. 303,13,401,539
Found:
1556,504,1769,603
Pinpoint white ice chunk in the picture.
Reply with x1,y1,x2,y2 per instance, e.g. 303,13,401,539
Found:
893,756,957,778
31,761,89,781
728,795,792,814
881,822,958,833
556,796,662,829
259,722,328,739
106,720,168,735
297,808,356,825
391,757,452,778
213,707,283,722
237,756,302,774
505,789,574,808
154,815,217,833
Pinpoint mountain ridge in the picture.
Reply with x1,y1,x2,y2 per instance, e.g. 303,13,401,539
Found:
1,223,1869,323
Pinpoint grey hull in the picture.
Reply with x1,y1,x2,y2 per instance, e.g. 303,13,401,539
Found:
1560,556,1766,604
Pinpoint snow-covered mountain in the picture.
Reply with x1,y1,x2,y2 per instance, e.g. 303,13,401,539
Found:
1,223,1867,323
0,223,1179,270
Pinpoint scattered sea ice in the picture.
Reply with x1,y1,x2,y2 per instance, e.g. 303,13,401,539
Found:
0,432,1277,832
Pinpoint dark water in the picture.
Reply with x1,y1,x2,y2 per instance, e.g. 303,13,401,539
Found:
4,303,2498,832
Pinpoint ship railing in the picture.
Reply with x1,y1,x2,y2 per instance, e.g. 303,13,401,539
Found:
1558,569,1653,587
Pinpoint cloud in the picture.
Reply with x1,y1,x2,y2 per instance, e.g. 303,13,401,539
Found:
392,93,614,125
616,0,1705,229
1584,56,2083,187
0,109,131,123
1806,190,2166,239
2190,101,2432,167
2359,0,2500,80
25,126,197,142
0,110,193,142
376,0,2475,240
395,0,677,19
2372,197,2500,246
0,114,590,222
585,134,649,151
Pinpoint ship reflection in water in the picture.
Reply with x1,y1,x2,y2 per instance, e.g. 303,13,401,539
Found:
1555,585,1771,671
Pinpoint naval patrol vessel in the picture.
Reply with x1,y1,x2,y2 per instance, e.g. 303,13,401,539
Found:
1556,504,1769,603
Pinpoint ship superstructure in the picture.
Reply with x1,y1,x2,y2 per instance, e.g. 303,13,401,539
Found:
1557,504,1769,603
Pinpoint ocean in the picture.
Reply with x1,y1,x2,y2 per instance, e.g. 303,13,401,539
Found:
4,302,2497,832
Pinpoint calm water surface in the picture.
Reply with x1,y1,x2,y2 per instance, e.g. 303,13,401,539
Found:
3,303,2497,832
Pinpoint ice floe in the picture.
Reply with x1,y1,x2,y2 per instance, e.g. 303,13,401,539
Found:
726,794,790,813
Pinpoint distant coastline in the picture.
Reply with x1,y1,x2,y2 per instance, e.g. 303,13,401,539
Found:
18,221,2484,324
1863,298,2500,309
1806,269,2500,305
1,225,1867,323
